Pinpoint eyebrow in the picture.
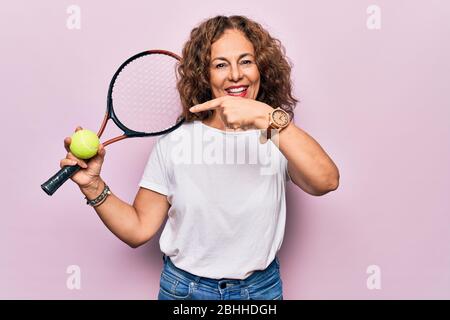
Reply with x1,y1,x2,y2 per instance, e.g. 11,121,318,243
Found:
212,53,254,62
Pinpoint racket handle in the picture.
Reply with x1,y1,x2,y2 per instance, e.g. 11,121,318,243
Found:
41,165,82,196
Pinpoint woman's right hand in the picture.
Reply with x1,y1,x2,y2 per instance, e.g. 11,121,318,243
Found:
60,126,106,190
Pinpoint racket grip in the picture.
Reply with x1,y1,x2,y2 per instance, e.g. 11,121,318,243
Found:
41,165,82,196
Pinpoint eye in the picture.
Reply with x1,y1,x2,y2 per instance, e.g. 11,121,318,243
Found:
241,60,252,65
215,63,227,69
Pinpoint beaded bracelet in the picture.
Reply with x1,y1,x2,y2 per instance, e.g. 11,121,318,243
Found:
85,184,111,207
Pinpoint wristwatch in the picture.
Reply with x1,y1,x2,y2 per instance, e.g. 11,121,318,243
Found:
266,108,291,140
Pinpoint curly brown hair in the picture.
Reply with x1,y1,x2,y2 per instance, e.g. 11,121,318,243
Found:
177,15,298,123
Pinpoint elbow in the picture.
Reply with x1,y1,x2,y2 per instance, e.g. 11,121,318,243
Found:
324,172,340,194
128,242,141,249
127,236,152,249
328,175,339,191
312,173,340,196
126,221,155,249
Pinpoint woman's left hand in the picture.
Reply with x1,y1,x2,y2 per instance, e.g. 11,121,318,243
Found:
189,96,273,130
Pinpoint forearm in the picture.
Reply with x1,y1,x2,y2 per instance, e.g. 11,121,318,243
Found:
276,121,340,194
80,179,143,247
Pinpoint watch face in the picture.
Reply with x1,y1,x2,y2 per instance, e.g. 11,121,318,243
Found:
273,109,290,127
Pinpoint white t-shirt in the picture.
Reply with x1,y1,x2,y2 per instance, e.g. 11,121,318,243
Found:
139,120,290,279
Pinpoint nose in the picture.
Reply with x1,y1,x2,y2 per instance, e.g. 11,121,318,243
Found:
228,63,243,82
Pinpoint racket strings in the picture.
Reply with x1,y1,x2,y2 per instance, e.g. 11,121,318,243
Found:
112,54,183,134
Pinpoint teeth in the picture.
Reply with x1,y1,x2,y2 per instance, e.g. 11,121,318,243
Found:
227,87,247,93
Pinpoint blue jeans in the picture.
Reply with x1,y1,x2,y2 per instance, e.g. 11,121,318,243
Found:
158,255,283,300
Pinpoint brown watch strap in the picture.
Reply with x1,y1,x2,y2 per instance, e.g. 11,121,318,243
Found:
266,108,290,141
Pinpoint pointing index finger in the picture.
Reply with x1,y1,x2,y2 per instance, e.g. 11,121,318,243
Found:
189,97,225,113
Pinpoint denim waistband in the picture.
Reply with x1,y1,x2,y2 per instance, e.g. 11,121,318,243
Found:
162,254,279,287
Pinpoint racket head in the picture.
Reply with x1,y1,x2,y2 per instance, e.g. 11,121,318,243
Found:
42,49,186,196
105,49,185,139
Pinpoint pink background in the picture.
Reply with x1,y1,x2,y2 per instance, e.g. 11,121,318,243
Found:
1,0,449,299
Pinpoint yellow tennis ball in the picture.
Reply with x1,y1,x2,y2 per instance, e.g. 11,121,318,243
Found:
70,129,100,159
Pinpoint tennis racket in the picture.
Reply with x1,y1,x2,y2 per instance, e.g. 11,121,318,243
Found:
41,49,185,196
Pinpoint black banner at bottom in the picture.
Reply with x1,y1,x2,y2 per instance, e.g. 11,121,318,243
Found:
1,300,447,319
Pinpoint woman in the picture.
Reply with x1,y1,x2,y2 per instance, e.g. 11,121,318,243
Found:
61,15,340,300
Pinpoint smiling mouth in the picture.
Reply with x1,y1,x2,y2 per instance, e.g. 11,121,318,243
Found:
225,86,249,96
